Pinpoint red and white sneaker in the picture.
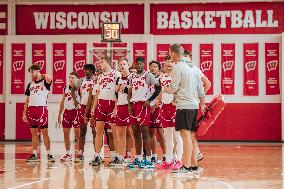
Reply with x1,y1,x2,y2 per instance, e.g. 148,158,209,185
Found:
156,161,172,170
171,160,182,170
60,154,72,162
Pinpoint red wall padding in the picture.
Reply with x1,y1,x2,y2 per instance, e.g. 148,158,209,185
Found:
0,103,5,140
197,103,281,141
16,103,31,140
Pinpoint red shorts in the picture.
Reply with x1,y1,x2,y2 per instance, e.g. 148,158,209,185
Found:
62,109,80,128
129,101,150,126
115,105,130,126
160,104,176,128
79,105,91,126
150,107,162,128
95,99,115,124
27,106,48,129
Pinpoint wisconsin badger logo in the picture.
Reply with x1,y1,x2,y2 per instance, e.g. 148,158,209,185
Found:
222,61,234,72
201,61,212,72
245,61,256,72
74,60,85,72
54,60,65,71
13,61,24,71
267,60,278,72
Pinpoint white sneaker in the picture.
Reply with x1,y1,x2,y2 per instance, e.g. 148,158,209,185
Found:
192,167,203,176
60,154,72,162
197,152,204,162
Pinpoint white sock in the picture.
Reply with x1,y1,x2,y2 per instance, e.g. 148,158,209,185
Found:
146,156,151,161
47,150,50,155
152,154,157,159
173,154,177,161
33,150,37,156
94,152,99,158
78,150,83,155
137,155,142,161
126,151,131,157
110,151,115,161
66,150,70,155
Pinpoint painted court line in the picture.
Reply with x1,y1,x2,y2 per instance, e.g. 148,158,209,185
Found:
7,178,50,189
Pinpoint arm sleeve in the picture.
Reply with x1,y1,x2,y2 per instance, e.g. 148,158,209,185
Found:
44,80,52,91
25,83,31,96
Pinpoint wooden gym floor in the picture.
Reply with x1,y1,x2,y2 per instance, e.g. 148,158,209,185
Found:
0,142,282,189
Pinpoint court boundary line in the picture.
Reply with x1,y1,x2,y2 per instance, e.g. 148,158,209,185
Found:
7,178,50,189
200,177,234,189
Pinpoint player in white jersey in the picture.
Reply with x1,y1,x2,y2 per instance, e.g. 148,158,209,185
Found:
74,64,97,163
127,57,161,169
22,65,55,162
148,61,166,163
110,58,133,165
58,72,81,162
90,56,121,166
156,56,183,170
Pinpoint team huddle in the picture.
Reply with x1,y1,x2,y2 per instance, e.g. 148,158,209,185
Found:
22,44,211,176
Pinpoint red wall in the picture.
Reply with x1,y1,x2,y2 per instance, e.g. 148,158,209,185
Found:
0,103,5,140
16,103,31,140
198,103,281,141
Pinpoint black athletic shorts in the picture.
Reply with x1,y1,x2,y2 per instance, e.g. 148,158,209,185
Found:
175,109,198,132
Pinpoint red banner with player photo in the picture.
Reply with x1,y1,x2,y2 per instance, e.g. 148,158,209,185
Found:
52,43,66,94
73,43,87,78
113,43,127,69
133,43,147,70
221,44,235,95
93,43,107,70
200,44,213,95
265,43,280,95
243,43,258,96
11,43,25,94
156,44,170,69
32,43,46,74
0,44,3,94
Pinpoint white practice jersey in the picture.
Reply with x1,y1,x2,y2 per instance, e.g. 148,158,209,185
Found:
64,85,80,110
25,79,51,107
79,76,96,106
129,71,158,102
160,73,174,104
97,69,121,101
116,73,133,106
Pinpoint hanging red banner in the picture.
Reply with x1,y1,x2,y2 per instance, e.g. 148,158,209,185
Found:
243,43,258,96
200,44,213,95
11,43,25,94
0,44,3,94
52,43,66,94
265,43,280,95
73,43,87,78
221,44,235,95
32,43,46,74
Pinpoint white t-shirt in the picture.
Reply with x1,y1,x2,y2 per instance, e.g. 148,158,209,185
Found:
97,69,121,101
117,73,133,106
64,85,80,110
160,73,174,104
79,76,96,106
129,71,159,102
25,79,51,107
